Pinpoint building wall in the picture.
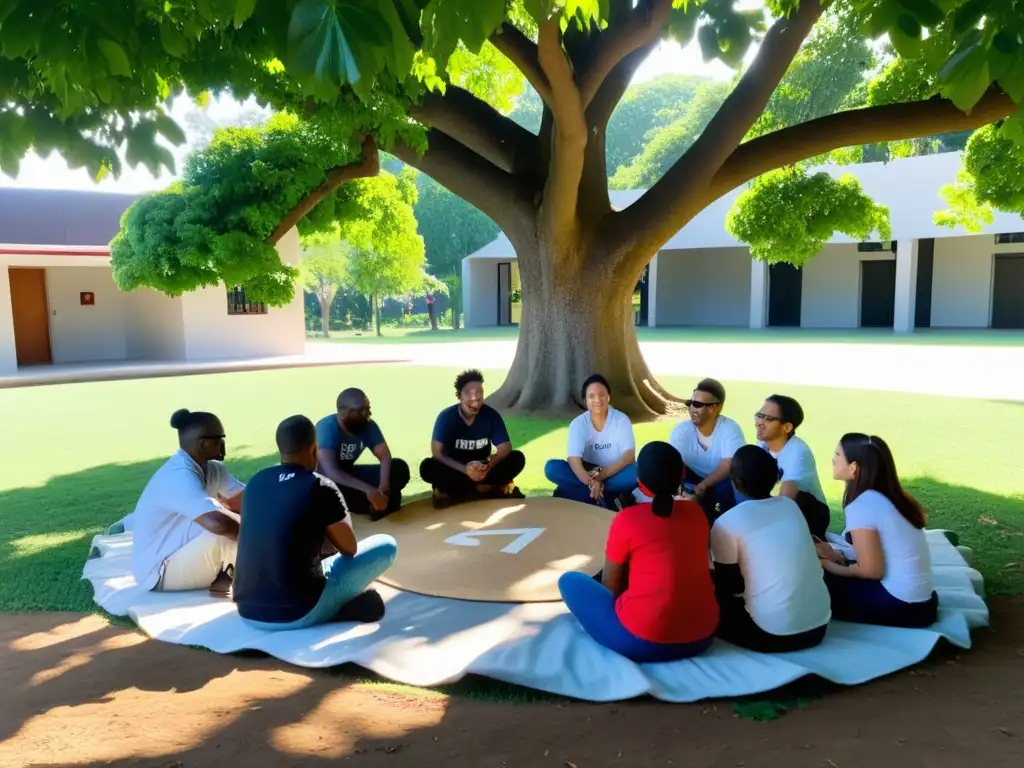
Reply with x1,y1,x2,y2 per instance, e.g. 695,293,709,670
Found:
46,266,128,363
124,288,186,360
654,247,750,326
0,268,16,374
180,228,305,360
464,258,500,328
800,245,895,328
930,236,1023,327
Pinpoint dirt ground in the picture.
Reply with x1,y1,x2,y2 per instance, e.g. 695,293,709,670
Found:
1,600,1021,768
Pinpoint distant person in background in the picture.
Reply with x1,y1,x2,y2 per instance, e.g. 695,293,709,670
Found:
316,388,409,521
668,378,747,521
818,434,938,628
545,374,637,508
233,415,397,629
129,409,244,598
420,369,526,508
755,395,831,539
558,441,718,663
711,446,831,653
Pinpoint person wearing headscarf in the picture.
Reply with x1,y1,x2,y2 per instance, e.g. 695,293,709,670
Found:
557,441,718,662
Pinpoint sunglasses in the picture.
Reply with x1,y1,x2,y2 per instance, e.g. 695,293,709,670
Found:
685,400,720,409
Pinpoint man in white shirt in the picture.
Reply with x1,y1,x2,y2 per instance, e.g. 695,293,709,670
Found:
755,394,830,538
667,378,747,521
129,409,245,597
711,445,831,653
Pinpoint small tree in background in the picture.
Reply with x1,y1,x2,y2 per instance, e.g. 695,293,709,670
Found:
443,274,463,331
300,237,350,338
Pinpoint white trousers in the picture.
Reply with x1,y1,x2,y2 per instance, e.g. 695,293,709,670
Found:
157,530,238,592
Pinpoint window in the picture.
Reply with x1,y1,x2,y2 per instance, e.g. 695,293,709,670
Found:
227,286,267,315
857,241,895,253
995,232,1024,244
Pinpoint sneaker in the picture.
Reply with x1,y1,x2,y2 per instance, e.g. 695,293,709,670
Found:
612,492,635,511
209,565,234,598
336,589,386,623
506,485,526,499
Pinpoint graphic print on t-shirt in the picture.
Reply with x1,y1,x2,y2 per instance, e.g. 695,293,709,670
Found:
455,437,491,452
567,407,635,469
315,415,385,465
433,404,511,464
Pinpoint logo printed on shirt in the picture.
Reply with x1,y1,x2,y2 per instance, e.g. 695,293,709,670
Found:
455,437,489,451
279,472,296,482
338,441,362,461
593,442,613,451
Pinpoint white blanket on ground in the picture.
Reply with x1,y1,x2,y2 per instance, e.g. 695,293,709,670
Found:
82,530,989,703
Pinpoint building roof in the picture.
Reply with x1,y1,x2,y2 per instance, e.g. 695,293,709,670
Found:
0,188,137,248
465,152,1024,260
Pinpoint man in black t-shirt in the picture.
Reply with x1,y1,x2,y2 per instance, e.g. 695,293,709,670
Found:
419,369,526,508
233,415,398,628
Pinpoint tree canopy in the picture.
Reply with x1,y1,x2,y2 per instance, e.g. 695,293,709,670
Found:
3,0,1022,417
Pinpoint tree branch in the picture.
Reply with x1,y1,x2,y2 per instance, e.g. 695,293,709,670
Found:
490,23,554,105
577,0,673,109
392,129,535,236
410,86,537,174
706,89,1017,204
617,0,824,255
537,18,589,246
269,136,379,244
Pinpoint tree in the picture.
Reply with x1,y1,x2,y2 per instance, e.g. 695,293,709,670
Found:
2,1,1020,418
414,174,500,278
300,237,350,337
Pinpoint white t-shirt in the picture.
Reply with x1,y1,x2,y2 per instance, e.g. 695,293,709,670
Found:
129,450,245,590
844,490,934,604
711,496,832,636
758,436,826,503
669,416,746,479
566,406,635,469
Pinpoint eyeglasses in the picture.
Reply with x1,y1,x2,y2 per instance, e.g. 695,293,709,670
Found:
754,412,780,422
685,400,720,409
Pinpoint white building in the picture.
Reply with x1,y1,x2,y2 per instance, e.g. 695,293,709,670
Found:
462,152,1024,332
1,189,304,376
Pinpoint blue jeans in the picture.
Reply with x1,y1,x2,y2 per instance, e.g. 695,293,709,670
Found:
544,459,638,506
824,572,938,629
557,571,713,663
242,534,398,631
684,464,745,522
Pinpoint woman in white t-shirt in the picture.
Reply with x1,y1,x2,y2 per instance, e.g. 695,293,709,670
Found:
545,374,637,507
817,433,938,628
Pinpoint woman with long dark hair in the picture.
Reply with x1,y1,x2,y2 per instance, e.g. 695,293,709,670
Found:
817,433,938,628
557,441,718,662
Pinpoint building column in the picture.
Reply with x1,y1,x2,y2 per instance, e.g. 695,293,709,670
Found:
894,238,919,333
460,257,473,328
749,258,768,329
0,267,17,375
647,253,658,328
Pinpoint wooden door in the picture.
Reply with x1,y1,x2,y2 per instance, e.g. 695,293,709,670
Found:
9,267,52,365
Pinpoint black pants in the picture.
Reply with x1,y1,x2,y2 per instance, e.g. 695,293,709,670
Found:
337,459,410,516
419,451,526,495
794,491,831,540
717,596,828,653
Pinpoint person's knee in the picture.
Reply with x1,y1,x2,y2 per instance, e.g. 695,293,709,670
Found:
361,533,399,565
544,458,569,484
418,457,435,484
390,458,411,489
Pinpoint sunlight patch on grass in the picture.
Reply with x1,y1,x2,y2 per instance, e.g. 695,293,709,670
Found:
9,530,95,558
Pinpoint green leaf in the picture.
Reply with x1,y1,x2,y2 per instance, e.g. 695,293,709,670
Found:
0,7,40,59
234,0,257,27
667,3,699,45
98,38,132,78
154,113,187,146
896,0,944,27
339,3,391,47
939,45,991,112
953,0,986,35
890,14,923,58
697,23,719,62
160,25,189,58
288,0,361,85
997,58,1024,104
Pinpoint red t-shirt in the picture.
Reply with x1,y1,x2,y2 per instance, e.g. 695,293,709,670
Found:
605,500,719,644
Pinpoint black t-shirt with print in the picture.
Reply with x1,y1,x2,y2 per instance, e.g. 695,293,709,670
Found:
431,403,511,464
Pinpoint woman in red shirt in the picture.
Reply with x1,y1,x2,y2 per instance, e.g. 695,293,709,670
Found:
557,441,719,662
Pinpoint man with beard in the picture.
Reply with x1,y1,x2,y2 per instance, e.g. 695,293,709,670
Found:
128,409,244,598
419,369,526,508
755,394,830,539
316,388,410,520
668,378,748,522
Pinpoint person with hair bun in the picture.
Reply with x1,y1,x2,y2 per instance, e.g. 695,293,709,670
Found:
544,373,637,508
818,433,938,628
127,409,245,598
557,441,718,662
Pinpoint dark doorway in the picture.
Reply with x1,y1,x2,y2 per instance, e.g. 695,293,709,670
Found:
992,255,1024,329
860,260,897,328
768,263,802,327
915,238,935,328
497,262,512,325
635,264,649,326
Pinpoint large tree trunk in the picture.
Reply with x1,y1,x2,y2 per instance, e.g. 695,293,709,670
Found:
372,295,381,337
487,237,682,422
427,297,438,331
318,295,331,338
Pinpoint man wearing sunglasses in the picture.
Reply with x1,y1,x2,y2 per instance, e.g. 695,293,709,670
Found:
754,395,830,539
668,378,747,521
127,408,245,599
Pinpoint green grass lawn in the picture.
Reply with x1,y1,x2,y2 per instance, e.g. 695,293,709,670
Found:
312,325,1024,347
1,364,1022,615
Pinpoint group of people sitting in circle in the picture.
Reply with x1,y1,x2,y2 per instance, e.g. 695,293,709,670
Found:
117,367,939,658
